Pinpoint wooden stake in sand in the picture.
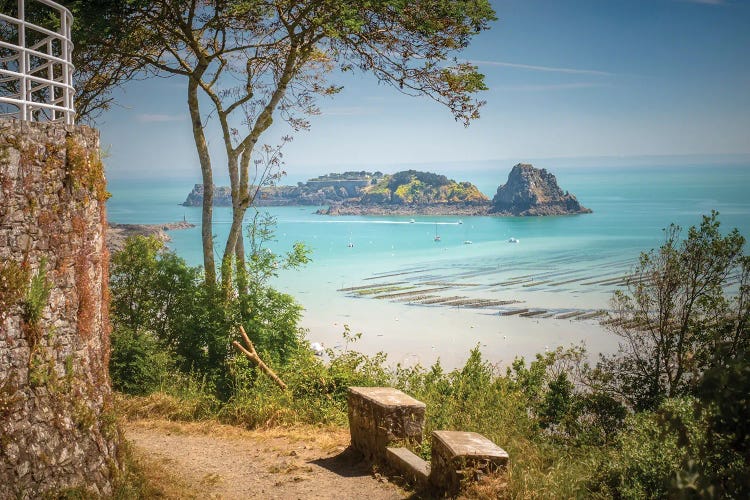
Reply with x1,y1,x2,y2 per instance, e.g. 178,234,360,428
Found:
232,325,288,391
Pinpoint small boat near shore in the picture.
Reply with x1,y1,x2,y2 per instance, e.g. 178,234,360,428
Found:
508,237,520,244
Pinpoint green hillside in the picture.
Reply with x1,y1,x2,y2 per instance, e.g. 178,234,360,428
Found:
360,170,488,205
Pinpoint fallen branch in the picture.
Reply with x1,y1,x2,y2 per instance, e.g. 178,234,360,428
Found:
232,325,288,391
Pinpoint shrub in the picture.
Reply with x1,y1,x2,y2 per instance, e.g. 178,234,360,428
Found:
110,327,171,395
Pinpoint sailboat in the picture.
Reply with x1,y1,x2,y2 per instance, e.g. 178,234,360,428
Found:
434,224,441,242
347,232,354,248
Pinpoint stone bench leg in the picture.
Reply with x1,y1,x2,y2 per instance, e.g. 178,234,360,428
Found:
347,387,426,461
429,430,509,495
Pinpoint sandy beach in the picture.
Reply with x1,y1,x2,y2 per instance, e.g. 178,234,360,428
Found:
300,297,616,370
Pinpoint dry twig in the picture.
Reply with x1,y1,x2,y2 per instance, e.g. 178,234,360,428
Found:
232,325,288,391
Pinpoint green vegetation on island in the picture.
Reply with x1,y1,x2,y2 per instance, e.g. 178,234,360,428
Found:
361,170,488,205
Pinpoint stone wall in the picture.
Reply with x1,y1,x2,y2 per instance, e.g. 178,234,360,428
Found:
0,119,120,497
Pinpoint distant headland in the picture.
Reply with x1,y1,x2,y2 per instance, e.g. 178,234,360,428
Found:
183,164,591,216
107,221,195,253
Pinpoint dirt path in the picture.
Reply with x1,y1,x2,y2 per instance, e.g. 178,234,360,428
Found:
125,420,409,499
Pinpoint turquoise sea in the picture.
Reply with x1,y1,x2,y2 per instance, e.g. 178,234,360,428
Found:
107,164,750,368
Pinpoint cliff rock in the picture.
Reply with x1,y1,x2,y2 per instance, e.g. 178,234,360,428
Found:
490,164,591,216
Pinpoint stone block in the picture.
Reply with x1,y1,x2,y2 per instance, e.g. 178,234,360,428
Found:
386,447,430,486
347,386,426,461
429,430,509,495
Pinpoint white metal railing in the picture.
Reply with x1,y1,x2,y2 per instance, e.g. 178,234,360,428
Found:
0,0,75,125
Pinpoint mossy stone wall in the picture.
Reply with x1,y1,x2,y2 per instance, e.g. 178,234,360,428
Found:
0,119,119,497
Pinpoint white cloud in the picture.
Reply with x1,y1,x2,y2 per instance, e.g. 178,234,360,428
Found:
136,113,185,123
471,60,614,77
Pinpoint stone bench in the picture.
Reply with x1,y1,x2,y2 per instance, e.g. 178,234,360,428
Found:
429,430,509,495
347,387,426,461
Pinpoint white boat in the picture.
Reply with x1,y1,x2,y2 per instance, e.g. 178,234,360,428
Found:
458,219,463,224
409,218,415,223
463,240,473,245
434,223,441,242
508,237,520,244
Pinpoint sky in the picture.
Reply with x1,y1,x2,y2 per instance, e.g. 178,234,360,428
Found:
97,0,750,181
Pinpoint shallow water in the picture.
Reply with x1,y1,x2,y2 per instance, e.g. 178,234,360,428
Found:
107,164,750,369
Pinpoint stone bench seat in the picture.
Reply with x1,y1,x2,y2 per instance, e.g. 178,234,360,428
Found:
386,447,430,486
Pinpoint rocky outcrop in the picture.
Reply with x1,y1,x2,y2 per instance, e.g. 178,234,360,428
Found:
490,163,591,216
107,221,195,253
0,119,120,497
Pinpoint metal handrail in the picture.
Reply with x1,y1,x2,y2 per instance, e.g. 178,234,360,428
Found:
0,0,75,125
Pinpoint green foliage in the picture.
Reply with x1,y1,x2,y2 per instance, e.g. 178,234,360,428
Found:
242,211,310,365
0,259,29,319
688,349,750,497
221,327,390,427
603,211,749,410
110,234,308,399
110,328,172,395
592,398,704,499
362,170,488,204
22,258,51,326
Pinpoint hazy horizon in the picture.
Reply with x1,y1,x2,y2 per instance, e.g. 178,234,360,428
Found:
105,153,750,184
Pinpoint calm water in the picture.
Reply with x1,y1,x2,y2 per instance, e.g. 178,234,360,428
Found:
106,164,750,367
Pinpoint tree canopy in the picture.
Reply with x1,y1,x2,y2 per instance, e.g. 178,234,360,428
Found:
95,0,496,290
601,211,749,410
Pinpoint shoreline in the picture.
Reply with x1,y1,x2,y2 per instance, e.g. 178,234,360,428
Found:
318,203,592,216
319,203,490,216
297,294,616,371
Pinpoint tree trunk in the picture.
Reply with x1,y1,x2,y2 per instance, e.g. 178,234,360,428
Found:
222,148,252,298
235,148,252,298
188,75,216,286
221,153,241,295
235,234,248,302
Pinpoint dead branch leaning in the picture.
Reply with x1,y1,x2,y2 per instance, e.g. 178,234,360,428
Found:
232,325,288,391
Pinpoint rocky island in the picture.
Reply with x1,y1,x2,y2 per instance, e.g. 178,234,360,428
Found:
183,164,591,216
490,163,592,216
